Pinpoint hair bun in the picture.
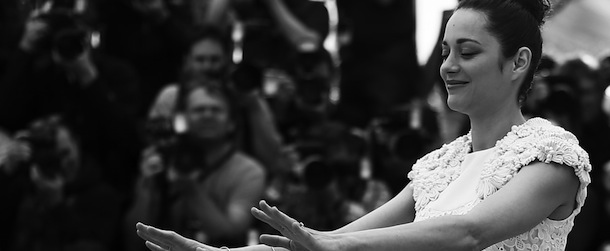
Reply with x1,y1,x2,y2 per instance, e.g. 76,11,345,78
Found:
514,0,552,25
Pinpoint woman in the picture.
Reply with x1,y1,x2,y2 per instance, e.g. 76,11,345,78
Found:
135,0,592,250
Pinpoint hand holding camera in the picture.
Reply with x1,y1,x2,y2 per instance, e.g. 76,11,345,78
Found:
0,134,32,175
19,15,50,53
140,146,165,178
20,3,99,86
143,117,209,180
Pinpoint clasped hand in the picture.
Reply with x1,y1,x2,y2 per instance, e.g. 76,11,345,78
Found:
136,200,342,251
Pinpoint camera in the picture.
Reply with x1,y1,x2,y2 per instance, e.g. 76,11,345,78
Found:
15,117,69,179
292,122,365,194
370,105,438,162
295,50,334,105
32,0,93,60
231,62,264,93
144,117,207,175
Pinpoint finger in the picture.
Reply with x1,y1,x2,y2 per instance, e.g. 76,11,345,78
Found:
150,224,185,244
259,234,292,249
136,223,173,248
138,230,171,248
259,201,294,227
145,241,168,251
257,202,297,236
256,201,288,228
251,207,284,231
139,223,206,251
260,201,300,232
136,223,163,243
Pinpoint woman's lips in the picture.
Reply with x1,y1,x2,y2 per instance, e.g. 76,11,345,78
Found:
445,80,469,86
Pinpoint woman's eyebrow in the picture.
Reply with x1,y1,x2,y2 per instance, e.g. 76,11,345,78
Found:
457,38,481,45
442,38,481,46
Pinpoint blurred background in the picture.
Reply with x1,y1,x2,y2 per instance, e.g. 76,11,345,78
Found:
0,0,609,250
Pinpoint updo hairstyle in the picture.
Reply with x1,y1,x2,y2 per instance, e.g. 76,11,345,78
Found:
457,0,552,104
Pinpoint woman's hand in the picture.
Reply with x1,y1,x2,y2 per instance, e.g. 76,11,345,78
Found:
136,222,215,251
251,201,343,251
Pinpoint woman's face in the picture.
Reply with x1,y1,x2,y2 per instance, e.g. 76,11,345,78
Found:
440,9,518,115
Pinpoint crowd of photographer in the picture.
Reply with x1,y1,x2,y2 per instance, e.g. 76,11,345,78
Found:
519,55,610,250
0,0,609,250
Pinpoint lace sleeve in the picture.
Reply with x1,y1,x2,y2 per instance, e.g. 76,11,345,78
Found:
532,132,592,211
476,120,592,212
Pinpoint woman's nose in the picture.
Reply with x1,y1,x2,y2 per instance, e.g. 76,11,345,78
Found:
440,56,460,75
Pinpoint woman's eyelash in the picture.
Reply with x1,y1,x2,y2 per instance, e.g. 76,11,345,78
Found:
461,52,477,58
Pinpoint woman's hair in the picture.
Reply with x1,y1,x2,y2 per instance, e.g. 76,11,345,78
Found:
457,0,551,104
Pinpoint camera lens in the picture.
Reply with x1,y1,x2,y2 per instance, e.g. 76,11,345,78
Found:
53,28,89,60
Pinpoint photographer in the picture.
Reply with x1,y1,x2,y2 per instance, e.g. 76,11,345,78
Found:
274,120,391,232
367,101,441,195
124,81,266,250
0,115,122,251
149,27,292,175
266,48,337,144
0,7,142,192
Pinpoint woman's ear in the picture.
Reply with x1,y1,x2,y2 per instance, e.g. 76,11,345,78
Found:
511,47,532,81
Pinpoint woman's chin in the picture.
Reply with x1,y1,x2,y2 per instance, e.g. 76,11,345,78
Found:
446,99,467,113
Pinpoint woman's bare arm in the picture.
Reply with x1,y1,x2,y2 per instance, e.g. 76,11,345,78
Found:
255,162,580,251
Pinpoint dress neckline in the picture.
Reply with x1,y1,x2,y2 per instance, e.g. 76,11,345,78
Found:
467,146,496,155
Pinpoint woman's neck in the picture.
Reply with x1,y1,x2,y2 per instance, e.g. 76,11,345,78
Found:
468,106,525,152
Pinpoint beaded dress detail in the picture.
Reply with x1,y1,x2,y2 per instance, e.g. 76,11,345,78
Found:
408,118,591,250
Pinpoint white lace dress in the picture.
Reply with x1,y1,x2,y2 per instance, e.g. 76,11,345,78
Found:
408,118,592,250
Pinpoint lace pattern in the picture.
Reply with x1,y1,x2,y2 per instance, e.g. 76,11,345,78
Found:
408,118,592,250
408,133,472,213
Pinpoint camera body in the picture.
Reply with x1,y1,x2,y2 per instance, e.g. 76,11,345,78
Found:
16,117,70,180
145,117,207,175
292,50,333,106
33,0,92,60
291,122,365,195
231,62,264,94
370,105,438,163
